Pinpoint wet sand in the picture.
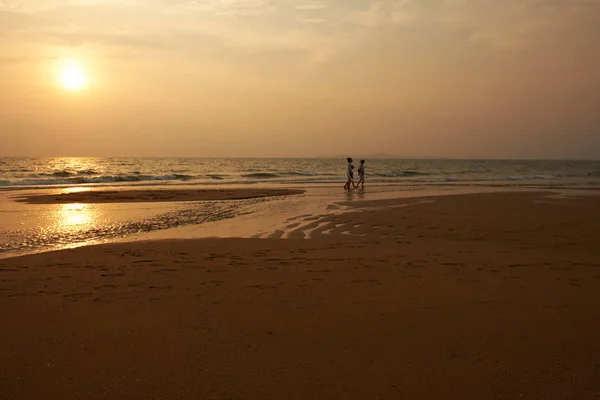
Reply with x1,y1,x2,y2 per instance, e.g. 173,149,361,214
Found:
1,191,600,399
13,188,304,204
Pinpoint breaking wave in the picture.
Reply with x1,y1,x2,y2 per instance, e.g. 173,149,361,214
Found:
373,170,429,178
1,174,197,187
279,171,318,177
242,173,280,179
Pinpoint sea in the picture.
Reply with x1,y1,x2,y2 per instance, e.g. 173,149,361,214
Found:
1,157,600,189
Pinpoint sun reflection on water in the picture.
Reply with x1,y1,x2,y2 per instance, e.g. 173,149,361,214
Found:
59,203,96,229
63,187,92,194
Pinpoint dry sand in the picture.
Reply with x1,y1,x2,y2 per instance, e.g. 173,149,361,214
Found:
1,191,599,399
13,188,304,204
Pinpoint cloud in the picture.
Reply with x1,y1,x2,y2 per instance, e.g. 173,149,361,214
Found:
2,0,600,75
294,1,330,10
332,0,600,53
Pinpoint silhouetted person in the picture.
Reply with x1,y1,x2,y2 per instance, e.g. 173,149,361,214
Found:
355,159,365,189
344,157,354,190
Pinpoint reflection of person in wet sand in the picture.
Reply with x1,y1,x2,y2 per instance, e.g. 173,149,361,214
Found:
344,157,354,191
354,159,365,189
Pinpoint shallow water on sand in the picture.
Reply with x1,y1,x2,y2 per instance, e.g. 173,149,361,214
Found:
2,183,596,259
0,192,279,258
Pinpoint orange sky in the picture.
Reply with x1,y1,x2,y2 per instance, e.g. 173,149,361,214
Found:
1,0,599,158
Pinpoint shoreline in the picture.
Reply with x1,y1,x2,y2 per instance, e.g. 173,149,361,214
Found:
2,185,598,260
2,179,600,194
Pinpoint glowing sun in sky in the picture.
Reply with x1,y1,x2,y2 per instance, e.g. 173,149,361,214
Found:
59,60,88,90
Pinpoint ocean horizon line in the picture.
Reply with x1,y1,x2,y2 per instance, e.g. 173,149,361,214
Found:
1,156,600,162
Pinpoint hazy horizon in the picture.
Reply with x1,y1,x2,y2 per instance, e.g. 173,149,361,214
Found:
2,0,599,159
2,155,600,162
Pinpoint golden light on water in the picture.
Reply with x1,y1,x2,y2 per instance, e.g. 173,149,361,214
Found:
63,187,92,194
60,203,94,227
58,60,88,91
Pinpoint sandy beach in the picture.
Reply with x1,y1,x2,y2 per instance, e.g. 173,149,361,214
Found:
1,189,600,399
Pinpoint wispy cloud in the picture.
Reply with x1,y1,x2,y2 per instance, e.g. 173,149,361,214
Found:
2,0,600,72
294,1,329,11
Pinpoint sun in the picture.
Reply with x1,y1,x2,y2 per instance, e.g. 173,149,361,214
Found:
59,60,88,90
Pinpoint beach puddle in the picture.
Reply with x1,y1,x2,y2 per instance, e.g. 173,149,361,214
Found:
0,197,273,258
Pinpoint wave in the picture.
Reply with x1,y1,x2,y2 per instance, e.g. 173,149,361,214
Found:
507,175,555,181
50,170,74,177
5,168,33,173
78,169,99,176
242,173,280,179
455,169,491,175
374,170,429,177
402,175,558,183
208,175,225,180
559,171,600,178
0,174,197,187
172,174,195,181
37,169,100,178
279,171,318,177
